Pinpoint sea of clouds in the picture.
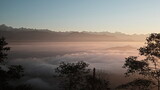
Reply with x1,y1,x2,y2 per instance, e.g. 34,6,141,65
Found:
7,42,142,90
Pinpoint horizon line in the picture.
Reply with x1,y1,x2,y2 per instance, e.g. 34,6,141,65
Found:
0,24,152,35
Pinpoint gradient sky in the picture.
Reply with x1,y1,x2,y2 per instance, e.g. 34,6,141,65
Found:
0,0,160,34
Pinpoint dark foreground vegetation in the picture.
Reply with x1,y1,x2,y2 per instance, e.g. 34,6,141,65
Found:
117,33,160,90
0,37,31,90
0,33,160,90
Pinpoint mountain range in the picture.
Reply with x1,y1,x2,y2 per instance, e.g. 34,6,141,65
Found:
0,24,148,42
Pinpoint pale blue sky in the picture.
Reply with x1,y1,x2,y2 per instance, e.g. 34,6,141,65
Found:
0,0,160,34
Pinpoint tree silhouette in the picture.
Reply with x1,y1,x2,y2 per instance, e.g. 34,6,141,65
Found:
0,37,10,63
0,37,31,90
119,33,160,90
55,61,90,90
85,69,110,90
55,61,110,90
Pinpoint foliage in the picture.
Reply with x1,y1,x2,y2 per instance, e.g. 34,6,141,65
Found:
55,61,110,90
55,61,90,90
120,33,160,90
123,56,150,76
0,37,10,64
0,37,31,90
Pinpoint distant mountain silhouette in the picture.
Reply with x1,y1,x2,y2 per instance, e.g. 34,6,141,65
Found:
0,24,148,42
106,45,136,51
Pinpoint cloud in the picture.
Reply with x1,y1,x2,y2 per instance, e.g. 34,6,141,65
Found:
7,44,140,90
25,78,52,90
9,49,137,78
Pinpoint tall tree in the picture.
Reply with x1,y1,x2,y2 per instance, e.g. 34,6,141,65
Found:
120,33,160,90
0,37,31,90
0,37,10,63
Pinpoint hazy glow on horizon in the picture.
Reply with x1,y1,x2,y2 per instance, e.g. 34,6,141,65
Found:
0,0,160,34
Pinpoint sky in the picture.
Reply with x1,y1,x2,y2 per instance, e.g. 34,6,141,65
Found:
0,0,160,34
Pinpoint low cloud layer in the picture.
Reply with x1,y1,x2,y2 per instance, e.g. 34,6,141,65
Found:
7,42,141,90
9,51,138,89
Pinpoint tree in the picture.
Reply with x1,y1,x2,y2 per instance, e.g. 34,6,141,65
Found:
55,61,90,90
121,33,160,90
85,69,110,90
0,37,31,90
0,37,10,63
55,61,110,90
